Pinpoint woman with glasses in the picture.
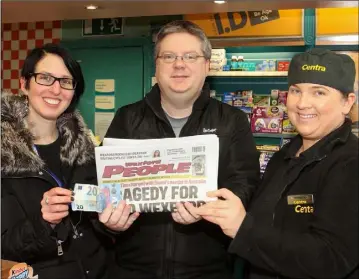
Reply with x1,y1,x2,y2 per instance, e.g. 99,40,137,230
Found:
1,44,111,279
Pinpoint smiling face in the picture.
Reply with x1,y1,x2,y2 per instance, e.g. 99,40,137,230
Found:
155,32,209,105
287,83,356,143
21,53,75,121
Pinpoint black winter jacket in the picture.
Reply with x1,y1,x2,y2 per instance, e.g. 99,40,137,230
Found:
104,84,260,279
229,120,359,279
1,93,111,279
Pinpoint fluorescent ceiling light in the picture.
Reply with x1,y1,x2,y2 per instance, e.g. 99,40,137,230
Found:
214,0,226,4
86,5,98,10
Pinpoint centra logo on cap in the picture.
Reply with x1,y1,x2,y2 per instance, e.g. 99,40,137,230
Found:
301,64,326,72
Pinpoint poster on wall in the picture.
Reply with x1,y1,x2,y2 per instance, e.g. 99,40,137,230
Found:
95,96,115,110
94,79,116,140
95,79,115,94
95,112,115,141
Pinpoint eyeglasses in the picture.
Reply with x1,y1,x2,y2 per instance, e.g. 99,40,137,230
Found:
157,52,206,64
31,73,77,90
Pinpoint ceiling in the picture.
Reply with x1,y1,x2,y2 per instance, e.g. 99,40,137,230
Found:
2,0,358,24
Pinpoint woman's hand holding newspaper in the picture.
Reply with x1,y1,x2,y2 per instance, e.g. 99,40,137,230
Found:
99,200,140,232
194,188,246,238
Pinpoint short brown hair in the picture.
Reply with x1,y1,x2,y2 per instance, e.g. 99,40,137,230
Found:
154,20,212,60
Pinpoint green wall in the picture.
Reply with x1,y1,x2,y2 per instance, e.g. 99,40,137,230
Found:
60,15,180,131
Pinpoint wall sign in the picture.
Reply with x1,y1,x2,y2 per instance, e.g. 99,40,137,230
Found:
248,10,280,26
185,9,303,38
82,18,124,36
94,79,116,140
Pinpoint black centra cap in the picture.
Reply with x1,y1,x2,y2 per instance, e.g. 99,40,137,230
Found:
288,48,356,94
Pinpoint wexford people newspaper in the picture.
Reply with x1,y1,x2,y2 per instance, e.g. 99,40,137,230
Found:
95,135,219,213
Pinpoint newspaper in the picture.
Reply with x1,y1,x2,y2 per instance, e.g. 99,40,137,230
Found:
95,135,219,213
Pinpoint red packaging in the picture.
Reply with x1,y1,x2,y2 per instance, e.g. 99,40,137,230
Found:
251,106,284,134
277,61,290,71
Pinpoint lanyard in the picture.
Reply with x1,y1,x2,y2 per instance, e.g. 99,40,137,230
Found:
33,145,82,239
33,145,64,187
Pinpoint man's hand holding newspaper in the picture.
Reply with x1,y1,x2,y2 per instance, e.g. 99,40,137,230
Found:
172,202,202,225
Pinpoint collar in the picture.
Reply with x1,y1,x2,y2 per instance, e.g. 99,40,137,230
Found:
283,119,353,160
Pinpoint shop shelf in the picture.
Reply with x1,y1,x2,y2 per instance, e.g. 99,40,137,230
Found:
208,71,288,77
253,133,296,138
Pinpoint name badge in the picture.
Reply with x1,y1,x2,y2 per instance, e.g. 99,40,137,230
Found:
287,194,314,205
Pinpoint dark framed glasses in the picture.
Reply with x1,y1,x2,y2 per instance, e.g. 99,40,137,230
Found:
157,52,206,64
31,73,77,90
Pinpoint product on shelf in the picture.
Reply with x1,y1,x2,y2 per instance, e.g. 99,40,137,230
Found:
257,59,276,71
210,49,227,71
277,60,290,71
210,58,227,71
230,55,238,71
253,95,270,106
210,90,217,98
238,60,257,71
209,89,222,101
210,55,282,72
222,90,254,107
237,56,244,71
251,106,284,133
221,91,253,122
222,65,231,71
235,59,277,72
270,90,287,106
257,144,280,175
211,48,226,59
282,111,297,134
270,89,279,106
233,90,253,107
278,91,288,106
222,92,234,105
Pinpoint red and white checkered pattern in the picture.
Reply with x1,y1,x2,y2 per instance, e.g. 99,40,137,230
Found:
2,21,62,94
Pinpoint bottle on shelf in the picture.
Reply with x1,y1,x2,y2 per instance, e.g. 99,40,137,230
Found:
230,55,238,71
237,56,244,71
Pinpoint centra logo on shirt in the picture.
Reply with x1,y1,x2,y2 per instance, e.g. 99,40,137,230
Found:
287,194,314,214
294,205,314,214
301,64,326,72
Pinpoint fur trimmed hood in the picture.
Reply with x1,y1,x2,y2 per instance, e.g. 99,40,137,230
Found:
1,92,95,176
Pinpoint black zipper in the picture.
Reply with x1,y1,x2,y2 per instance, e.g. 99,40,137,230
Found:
164,221,174,279
147,100,200,278
271,155,327,226
42,169,68,257
30,170,86,278
162,114,196,278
